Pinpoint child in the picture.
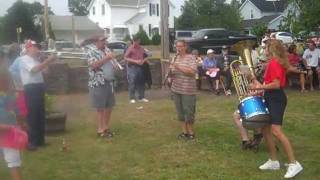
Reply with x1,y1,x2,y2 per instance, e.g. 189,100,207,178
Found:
0,48,22,180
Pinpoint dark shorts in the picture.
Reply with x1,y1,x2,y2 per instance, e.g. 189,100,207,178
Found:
89,82,115,109
172,92,196,123
264,89,287,125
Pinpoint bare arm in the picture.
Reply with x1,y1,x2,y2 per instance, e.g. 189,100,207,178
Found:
173,63,196,76
251,79,281,90
124,48,141,65
31,55,56,73
89,53,113,69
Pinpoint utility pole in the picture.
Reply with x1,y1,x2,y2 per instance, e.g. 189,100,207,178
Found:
160,0,170,87
160,0,170,60
72,15,76,50
44,0,50,40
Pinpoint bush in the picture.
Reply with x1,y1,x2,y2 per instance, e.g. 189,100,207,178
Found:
134,26,151,45
123,34,132,43
151,33,161,45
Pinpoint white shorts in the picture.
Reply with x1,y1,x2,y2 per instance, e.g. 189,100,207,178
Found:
1,148,21,168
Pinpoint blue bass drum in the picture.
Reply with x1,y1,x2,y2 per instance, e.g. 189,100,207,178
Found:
238,96,271,129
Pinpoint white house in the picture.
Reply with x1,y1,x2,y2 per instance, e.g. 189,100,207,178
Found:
87,0,176,41
239,0,293,33
48,15,104,44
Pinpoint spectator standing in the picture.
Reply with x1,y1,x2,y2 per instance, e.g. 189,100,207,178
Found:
125,36,149,103
0,48,23,180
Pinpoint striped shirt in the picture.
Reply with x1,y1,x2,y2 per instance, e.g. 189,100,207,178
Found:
171,54,197,95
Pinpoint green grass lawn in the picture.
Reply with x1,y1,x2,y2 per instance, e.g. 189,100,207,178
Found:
1,89,319,180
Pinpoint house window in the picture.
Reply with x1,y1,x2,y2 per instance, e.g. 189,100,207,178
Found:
93,6,96,15
250,9,254,19
102,4,105,15
156,4,159,16
149,3,156,16
149,24,152,36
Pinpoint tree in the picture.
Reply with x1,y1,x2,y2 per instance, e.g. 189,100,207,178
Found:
251,23,267,42
1,1,54,44
281,0,320,34
134,26,151,45
68,0,91,16
176,0,242,30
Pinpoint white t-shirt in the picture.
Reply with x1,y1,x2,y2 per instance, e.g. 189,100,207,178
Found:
302,48,320,67
19,55,44,85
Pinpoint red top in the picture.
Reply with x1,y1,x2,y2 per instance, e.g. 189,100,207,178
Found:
264,57,287,88
288,53,300,65
124,45,145,61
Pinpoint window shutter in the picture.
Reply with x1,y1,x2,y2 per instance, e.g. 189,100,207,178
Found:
156,4,159,16
149,3,152,16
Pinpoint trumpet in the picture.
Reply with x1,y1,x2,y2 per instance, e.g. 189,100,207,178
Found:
41,49,124,70
41,50,87,60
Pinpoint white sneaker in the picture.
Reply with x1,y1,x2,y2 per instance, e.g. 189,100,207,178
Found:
227,90,232,95
130,99,136,104
138,98,149,103
284,161,303,178
259,159,280,170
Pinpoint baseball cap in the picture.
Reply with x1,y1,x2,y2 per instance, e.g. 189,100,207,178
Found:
222,45,228,49
207,49,215,54
25,39,41,49
307,40,316,46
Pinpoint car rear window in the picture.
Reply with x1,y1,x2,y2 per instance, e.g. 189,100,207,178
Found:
278,32,292,37
177,32,193,38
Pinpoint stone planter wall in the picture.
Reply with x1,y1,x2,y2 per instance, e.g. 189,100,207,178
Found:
45,59,163,94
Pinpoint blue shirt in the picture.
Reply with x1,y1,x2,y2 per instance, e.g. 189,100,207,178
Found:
0,92,18,126
202,57,219,70
9,58,24,90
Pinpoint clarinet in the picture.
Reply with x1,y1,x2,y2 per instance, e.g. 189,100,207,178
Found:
163,52,179,87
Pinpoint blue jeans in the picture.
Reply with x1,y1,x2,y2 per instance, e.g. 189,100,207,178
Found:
127,65,145,100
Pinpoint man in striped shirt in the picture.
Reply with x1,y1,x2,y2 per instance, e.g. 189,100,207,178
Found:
170,40,197,140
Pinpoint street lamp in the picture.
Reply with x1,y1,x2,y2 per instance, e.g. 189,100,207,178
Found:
16,27,22,44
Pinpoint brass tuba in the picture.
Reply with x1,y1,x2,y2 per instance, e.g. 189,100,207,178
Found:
230,48,254,101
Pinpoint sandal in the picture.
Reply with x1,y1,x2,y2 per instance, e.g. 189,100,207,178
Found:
187,134,196,140
177,132,188,140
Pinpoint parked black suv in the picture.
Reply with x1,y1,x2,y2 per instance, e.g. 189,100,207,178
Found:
186,28,257,55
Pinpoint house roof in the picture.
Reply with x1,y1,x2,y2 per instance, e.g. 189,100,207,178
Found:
242,14,281,28
247,0,288,12
105,0,148,7
49,15,103,31
89,0,175,9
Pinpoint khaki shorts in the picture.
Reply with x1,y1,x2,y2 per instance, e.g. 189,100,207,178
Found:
172,92,196,123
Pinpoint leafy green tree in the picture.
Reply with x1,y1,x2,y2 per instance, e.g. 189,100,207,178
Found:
134,26,151,45
1,1,54,43
251,23,267,42
176,0,242,30
68,0,91,16
151,33,161,45
281,0,320,34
